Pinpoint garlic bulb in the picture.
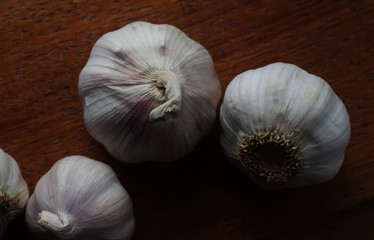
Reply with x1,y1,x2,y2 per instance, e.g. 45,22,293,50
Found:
78,21,221,163
0,148,29,238
25,156,135,240
220,63,351,189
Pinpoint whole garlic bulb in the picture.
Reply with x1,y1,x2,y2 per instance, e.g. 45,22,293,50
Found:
25,156,135,240
78,21,221,163
220,63,351,189
0,148,29,238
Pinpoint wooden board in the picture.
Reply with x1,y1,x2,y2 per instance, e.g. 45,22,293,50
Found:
1,0,373,239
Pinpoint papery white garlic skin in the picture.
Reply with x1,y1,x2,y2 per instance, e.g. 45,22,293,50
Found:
0,148,29,238
25,156,135,240
78,21,221,163
220,62,351,189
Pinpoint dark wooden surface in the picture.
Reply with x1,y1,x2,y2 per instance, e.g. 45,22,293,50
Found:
1,0,374,239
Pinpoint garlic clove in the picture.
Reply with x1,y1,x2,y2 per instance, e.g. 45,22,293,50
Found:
220,62,351,189
78,21,221,163
25,156,135,240
0,148,29,238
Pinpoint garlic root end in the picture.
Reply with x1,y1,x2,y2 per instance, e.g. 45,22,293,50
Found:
238,131,301,183
0,192,11,239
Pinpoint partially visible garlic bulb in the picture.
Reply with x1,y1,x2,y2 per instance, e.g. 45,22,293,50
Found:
0,148,29,239
25,156,135,240
220,63,351,189
78,21,221,163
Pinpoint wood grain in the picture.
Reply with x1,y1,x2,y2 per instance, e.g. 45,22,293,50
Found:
1,0,373,239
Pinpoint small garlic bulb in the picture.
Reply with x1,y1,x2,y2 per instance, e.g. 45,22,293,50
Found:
0,148,29,238
25,156,135,240
220,63,351,189
78,21,221,163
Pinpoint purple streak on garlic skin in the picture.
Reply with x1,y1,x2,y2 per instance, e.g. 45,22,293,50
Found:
117,97,156,135
159,45,167,56
126,99,154,126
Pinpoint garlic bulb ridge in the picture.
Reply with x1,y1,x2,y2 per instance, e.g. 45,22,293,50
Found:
0,148,29,239
78,21,221,163
25,156,135,240
220,62,351,189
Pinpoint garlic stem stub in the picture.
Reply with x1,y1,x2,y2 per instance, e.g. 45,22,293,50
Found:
25,156,135,240
0,148,29,239
78,21,221,163
220,62,351,189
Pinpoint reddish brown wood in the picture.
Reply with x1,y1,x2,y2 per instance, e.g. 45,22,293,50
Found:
1,0,373,239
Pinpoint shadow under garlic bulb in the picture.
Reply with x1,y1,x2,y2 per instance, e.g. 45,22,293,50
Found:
25,156,135,240
0,148,29,239
78,21,221,163
220,62,351,189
